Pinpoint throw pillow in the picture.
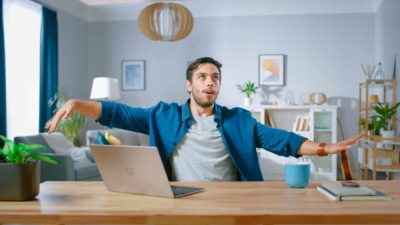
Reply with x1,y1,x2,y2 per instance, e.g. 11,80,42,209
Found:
95,132,110,145
69,146,91,163
104,131,122,145
42,132,75,154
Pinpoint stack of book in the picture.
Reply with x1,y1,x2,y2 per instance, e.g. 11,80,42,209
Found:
317,182,391,201
292,115,309,132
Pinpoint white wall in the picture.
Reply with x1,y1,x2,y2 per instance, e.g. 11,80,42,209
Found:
376,0,400,137
58,11,88,100
375,0,400,179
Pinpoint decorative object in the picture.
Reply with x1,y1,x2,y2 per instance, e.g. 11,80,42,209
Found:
236,81,259,106
48,92,87,147
138,2,193,41
285,90,295,105
0,135,58,201
90,77,120,100
369,95,379,105
360,64,375,80
122,60,145,90
308,92,327,105
259,54,285,86
392,55,397,80
373,62,385,80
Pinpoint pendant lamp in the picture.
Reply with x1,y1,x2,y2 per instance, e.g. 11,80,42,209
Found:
138,2,193,41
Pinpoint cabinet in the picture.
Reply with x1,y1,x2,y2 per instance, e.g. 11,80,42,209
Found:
243,105,338,181
357,79,399,180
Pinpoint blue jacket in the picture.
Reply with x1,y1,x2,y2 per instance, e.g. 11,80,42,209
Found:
97,100,306,181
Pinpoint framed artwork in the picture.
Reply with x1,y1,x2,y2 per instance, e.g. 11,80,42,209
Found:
259,54,285,86
122,60,145,90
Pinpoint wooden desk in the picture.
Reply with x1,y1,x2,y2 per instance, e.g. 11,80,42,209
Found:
0,181,400,225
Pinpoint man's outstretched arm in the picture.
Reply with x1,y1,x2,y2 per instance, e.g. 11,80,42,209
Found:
45,99,102,133
297,133,364,156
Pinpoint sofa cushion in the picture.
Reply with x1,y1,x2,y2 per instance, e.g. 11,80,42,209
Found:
104,131,122,145
42,133,91,163
95,132,110,145
42,132,74,154
74,161,100,180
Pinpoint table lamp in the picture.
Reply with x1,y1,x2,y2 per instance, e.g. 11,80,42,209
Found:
90,77,120,100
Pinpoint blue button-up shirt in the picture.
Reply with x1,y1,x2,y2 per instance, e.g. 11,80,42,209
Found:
97,100,306,181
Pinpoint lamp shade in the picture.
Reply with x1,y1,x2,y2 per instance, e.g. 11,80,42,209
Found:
90,77,120,100
138,2,193,41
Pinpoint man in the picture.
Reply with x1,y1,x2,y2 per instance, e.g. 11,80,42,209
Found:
46,57,362,181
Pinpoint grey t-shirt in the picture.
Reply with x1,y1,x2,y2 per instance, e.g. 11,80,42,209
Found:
170,114,238,181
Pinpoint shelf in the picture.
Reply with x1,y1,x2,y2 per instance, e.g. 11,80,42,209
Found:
314,129,332,132
362,137,400,146
358,79,398,180
360,79,396,88
243,105,338,181
358,161,400,172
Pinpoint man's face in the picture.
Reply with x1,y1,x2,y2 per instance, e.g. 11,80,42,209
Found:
187,63,221,108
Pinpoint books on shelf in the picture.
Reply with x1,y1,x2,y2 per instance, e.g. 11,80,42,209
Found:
292,115,310,132
317,182,392,201
265,111,275,128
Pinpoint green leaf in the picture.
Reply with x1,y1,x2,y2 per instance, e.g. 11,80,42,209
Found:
3,140,15,158
29,152,59,165
0,135,8,142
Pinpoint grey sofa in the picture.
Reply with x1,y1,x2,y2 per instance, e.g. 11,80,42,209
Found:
14,133,101,182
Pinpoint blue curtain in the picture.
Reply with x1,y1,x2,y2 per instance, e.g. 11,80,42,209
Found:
0,0,7,138
39,7,58,132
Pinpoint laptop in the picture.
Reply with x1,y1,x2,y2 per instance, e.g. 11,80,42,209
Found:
90,144,205,198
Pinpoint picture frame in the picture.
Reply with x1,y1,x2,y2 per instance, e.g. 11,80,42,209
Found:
122,60,145,90
259,54,285,86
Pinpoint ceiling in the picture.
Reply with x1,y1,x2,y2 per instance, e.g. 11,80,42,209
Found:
40,0,383,22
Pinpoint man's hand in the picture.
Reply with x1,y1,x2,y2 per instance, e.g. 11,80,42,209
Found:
298,133,365,156
45,99,103,133
45,99,76,133
325,133,364,154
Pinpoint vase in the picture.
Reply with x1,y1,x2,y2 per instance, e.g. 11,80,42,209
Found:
244,97,252,106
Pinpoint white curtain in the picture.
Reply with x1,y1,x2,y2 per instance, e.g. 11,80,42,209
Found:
4,0,42,139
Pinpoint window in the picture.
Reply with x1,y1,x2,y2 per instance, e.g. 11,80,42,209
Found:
3,0,42,139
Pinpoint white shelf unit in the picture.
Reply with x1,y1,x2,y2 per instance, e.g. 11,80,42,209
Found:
242,105,338,181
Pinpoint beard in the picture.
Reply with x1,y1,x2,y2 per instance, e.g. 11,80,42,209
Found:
192,90,218,108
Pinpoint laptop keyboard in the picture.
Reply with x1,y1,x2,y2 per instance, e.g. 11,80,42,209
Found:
171,185,204,197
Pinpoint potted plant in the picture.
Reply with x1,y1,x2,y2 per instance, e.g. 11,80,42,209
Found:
0,135,58,201
236,81,259,106
370,101,400,139
48,91,86,146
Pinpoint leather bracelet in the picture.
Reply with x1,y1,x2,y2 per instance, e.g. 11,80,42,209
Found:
317,143,328,157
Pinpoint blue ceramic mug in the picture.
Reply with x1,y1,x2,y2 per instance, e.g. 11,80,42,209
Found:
284,163,310,188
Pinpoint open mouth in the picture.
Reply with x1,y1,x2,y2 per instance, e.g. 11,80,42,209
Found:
203,89,216,95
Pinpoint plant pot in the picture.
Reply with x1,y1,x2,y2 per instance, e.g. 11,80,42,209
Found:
380,129,395,139
244,97,252,106
380,129,395,148
0,161,40,201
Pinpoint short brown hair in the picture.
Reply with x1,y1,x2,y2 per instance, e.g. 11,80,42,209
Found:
186,57,222,81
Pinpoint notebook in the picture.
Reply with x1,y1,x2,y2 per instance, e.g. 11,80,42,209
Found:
90,144,205,198
317,181,391,201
